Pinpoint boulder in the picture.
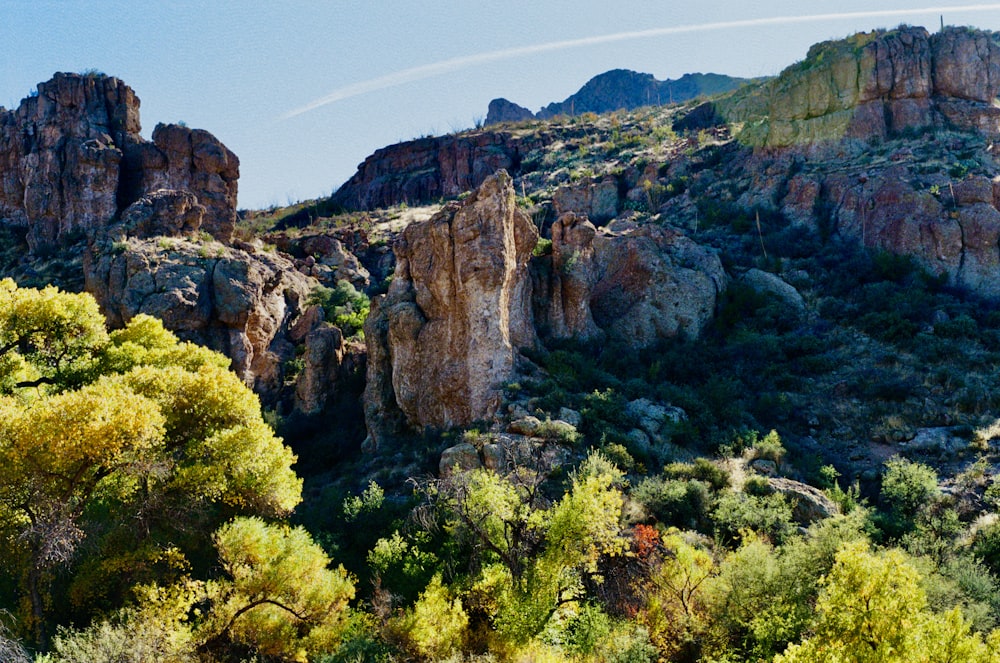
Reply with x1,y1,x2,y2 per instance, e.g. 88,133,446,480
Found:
534,216,725,349
439,442,484,476
741,268,805,312
768,477,840,524
363,170,538,446
119,189,205,239
553,178,619,223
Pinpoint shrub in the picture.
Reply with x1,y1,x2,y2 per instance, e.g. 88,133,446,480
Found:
633,476,712,531
713,491,794,545
392,574,468,661
308,280,370,337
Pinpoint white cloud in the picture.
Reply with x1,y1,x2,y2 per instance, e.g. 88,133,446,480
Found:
281,4,1000,119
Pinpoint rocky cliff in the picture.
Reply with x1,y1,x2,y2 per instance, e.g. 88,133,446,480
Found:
720,26,1000,146
329,130,555,211
362,171,726,446
0,73,239,252
364,171,538,447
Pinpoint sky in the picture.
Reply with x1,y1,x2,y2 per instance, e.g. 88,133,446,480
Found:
3,1,1000,210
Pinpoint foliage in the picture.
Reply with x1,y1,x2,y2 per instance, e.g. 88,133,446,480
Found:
198,517,355,661
774,541,997,663
390,574,468,660
307,280,370,338
0,282,303,648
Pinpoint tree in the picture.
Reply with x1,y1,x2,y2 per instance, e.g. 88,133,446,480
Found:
637,530,715,661
879,456,939,538
38,518,355,663
0,279,108,392
0,282,302,645
775,540,996,663
431,450,628,645
198,517,355,661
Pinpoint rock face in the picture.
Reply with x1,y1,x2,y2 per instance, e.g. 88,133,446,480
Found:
534,214,726,348
86,234,314,398
330,130,553,211
720,26,1000,146
485,98,535,126
364,171,538,446
134,123,240,241
0,72,239,252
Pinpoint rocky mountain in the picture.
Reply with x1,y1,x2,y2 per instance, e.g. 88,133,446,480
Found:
0,72,364,419
7,24,1000,476
485,69,751,125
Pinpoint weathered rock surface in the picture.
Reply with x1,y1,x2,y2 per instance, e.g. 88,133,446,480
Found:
135,123,240,241
0,73,239,252
741,268,806,312
485,98,535,126
294,325,365,415
364,171,538,446
553,178,619,223
719,26,1000,146
85,235,314,399
330,131,554,211
825,170,1000,297
534,214,726,348
767,477,841,524
439,433,572,477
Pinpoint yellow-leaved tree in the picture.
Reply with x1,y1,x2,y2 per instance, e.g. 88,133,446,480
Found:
0,281,303,646
775,540,1000,663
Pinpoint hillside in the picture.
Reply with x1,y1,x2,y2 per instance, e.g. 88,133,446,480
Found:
4,24,1000,663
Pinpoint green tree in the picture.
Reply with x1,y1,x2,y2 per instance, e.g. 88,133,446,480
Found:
0,282,302,645
438,451,627,645
879,456,939,539
198,517,355,661
0,279,108,392
775,541,995,663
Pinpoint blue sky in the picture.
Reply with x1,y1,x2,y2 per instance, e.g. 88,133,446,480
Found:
3,1,1000,210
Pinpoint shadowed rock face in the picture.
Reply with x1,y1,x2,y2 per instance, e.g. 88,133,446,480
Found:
533,213,726,348
363,170,538,447
0,72,239,252
719,26,1000,146
329,130,554,211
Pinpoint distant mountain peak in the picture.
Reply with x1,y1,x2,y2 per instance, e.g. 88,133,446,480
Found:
485,68,750,126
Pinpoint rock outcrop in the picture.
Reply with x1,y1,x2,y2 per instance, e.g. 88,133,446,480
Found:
533,214,726,348
0,73,239,252
330,130,554,211
132,123,240,241
719,26,1000,146
85,234,314,398
485,98,535,126
364,171,537,446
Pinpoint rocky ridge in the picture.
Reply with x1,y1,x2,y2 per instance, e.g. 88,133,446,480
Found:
486,69,751,125
719,26,1000,145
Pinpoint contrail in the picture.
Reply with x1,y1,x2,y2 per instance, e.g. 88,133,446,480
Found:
281,4,1000,119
